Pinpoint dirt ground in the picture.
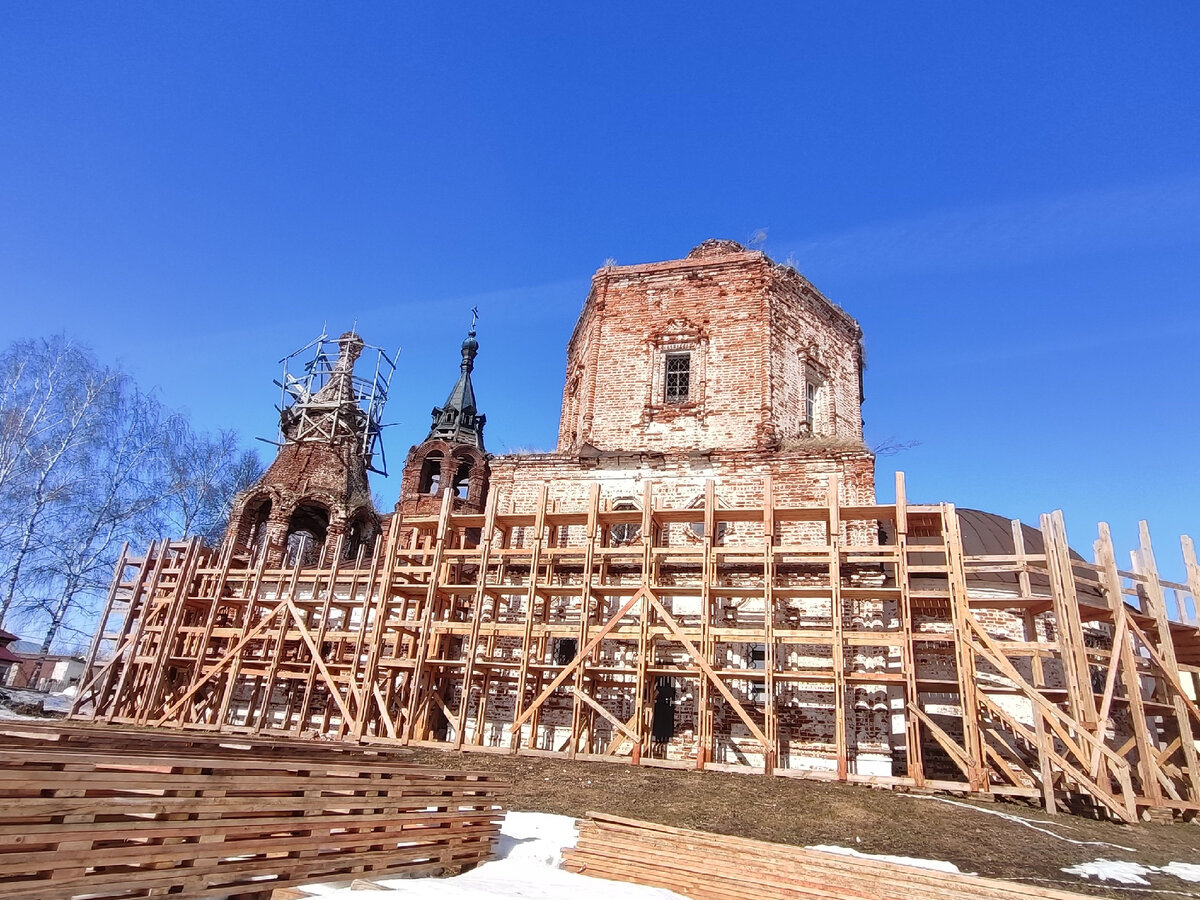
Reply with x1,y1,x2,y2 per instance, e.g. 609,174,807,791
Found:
403,747,1200,898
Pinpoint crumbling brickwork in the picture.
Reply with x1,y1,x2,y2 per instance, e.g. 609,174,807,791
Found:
484,240,875,522
558,239,865,455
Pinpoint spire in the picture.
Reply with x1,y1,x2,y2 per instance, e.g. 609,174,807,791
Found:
426,317,486,450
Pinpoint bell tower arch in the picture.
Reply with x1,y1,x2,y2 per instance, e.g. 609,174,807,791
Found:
398,323,490,517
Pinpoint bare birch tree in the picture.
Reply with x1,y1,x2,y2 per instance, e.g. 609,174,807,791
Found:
0,335,262,683
0,337,121,628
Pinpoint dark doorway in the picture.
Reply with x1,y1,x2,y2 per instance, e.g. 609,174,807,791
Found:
652,677,676,742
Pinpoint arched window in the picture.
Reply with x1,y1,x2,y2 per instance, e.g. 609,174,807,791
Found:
452,460,472,499
285,503,329,567
418,452,443,494
343,512,373,561
242,496,272,558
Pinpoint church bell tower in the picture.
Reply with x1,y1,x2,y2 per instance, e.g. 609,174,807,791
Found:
396,323,490,517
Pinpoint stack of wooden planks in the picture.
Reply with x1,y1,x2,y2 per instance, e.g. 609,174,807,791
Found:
0,723,506,900
562,812,1091,900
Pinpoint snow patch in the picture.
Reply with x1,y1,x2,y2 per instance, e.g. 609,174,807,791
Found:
1062,859,1200,886
1061,859,1152,886
806,844,967,875
310,811,689,899
1160,862,1200,883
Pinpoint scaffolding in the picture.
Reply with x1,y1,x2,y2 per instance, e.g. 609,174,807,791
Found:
272,329,398,475
73,472,1200,821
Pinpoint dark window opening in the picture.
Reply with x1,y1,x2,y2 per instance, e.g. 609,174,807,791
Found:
344,515,372,561
553,638,577,665
452,461,471,499
245,498,272,557
418,453,443,494
652,677,676,741
665,353,691,404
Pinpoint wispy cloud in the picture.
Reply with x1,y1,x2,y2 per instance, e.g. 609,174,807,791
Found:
777,173,1200,280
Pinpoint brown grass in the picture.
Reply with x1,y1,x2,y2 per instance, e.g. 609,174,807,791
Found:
401,747,1200,899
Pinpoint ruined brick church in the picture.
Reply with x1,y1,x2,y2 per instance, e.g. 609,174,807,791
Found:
230,238,875,559
78,239,1200,822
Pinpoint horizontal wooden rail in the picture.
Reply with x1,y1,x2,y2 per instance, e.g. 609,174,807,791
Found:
0,724,507,900
72,474,1200,821
562,812,1090,900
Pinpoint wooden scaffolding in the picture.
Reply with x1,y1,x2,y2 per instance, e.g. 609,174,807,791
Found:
73,473,1200,821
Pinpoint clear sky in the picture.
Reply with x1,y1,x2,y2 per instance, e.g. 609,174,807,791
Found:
2,4,1197,578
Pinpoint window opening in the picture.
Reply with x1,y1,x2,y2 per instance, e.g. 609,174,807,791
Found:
664,353,691,404
609,498,641,545
418,452,443,494
687,497,728,542
284,503,329,567
804,379,821,433
452,461,471,498
343,515,372,561
245,498,272,557
553,638,577,665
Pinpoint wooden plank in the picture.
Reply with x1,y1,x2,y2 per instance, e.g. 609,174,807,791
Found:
0,729,506,900
564,813,1093,900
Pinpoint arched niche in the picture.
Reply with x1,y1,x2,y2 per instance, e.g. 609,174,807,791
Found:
343,508,377,561
233,493,274,559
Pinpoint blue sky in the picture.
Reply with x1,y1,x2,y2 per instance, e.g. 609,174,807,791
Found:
1,3,1197,577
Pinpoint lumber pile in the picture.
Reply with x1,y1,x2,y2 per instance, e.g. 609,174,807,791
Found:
0,724,506,900
561,812,1090,900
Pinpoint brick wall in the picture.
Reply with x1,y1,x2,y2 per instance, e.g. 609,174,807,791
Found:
557,240,865,456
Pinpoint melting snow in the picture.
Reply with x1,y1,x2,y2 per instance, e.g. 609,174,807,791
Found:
1061,859,1153,886
1063,858,1200,886
806,844,967,875
1160,862,1200,883
309,811,688,899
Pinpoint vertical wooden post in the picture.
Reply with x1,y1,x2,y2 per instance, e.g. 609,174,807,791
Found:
510,484,548,751
568,485,601,758
401,488,455,744
828,474,847,781
762,475,777,774
291,534,345,735
894,472,924,786
632,480,656,765
1136,521,1200,802
696,481,712,769
944,504,986,791
1041,511,1098,728
456,489,500,750
1095,523,1161,808
1183,536,1200,630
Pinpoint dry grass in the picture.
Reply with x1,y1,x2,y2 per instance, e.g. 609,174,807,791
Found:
402,747,1200,899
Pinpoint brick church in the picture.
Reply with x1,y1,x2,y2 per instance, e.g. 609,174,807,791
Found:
226,238,876,559
83,237,1200,819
